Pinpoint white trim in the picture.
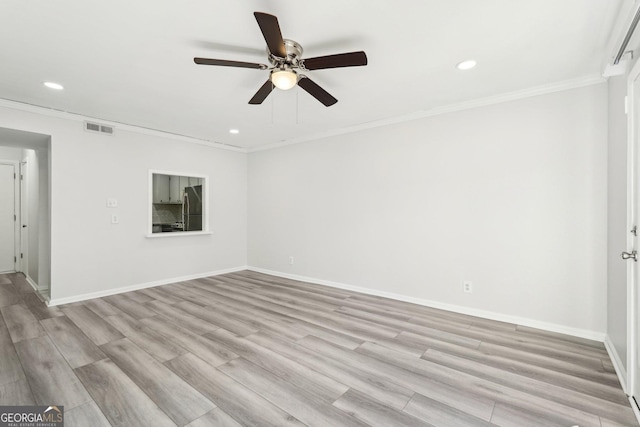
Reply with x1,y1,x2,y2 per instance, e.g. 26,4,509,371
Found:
0,98,245,153
248,75,606,153
24,274,38,292
605,334,629,393
247,266,605,342
47,265,247,307
146,231,212,238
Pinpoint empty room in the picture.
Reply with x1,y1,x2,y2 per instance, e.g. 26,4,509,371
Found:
1,1,640,426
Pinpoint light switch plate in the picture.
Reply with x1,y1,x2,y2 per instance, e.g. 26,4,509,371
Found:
106,198,118,208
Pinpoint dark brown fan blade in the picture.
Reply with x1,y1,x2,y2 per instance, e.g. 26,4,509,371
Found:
297,76,337,107
249,80,275,104
302,51,368,70
194,57,268,70
254,12,286,58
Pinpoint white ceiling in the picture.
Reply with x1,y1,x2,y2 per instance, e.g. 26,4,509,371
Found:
0,1,626,149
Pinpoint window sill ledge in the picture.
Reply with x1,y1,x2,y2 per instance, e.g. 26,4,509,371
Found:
146,231,212,238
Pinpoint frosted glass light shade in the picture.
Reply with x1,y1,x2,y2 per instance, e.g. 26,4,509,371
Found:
271,70,297,90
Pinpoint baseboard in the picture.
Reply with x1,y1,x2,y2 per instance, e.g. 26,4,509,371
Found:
24,275,39,293
47,265,248,306
604,334,628,393
247,266,606,342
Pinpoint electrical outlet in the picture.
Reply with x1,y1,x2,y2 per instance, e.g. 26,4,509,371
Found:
289,256,294,265
463,281,473,293
111,214,119,224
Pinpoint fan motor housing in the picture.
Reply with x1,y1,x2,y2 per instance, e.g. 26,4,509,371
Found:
268,39,303,65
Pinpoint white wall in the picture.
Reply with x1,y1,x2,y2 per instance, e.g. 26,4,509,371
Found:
248,84,608,335
0,105,247,303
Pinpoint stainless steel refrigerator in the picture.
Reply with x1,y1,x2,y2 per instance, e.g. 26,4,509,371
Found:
183,185,203,231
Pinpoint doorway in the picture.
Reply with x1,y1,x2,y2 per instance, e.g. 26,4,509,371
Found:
0,127,51,300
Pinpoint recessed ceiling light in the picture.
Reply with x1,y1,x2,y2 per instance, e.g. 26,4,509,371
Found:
456,60,477,70
229,129,239,134
43,81,64,90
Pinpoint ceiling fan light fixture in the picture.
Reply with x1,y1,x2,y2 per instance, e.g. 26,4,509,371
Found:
271,69,297,90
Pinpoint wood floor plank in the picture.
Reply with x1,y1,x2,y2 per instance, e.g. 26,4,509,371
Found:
187,281,364,348
140,314,238,366
103,294,158,319
143,300,220,335
61,304,124,346
40,316,107,368
174,301,259,336
21,293,64,320
0,283,22,307
421,348,637,425
15,336,92,410
122,290,155,304
357,340,603,427
9,274,35,294
65,401,111,427
218,357,368,427
403,392,494,427
301,335,500,421
166,352,305,427
83,298,126,318
75,358,176,427
205,328,349,402
104,313,187,362
246,331,414,410
332,388,431,427
0,379,35,405
0,314,28,386
137,287,182,305
101,338,214,425
168,286,308,341
477,341,620,387
1,303,47,342
185,408,243,427
422,336,627,404
338,306,481,348
489,401,585,427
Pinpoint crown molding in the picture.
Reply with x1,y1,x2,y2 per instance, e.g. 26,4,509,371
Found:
248,74,606,153
0,74,606,155
0,98,246,153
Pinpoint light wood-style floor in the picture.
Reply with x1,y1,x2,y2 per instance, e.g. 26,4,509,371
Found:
0,270,638,426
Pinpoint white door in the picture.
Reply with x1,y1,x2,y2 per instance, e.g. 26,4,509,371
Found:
19,161,27,275
0,163,16,273
627,60,640,408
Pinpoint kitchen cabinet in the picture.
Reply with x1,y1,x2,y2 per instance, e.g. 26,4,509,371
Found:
169,176,181,203
153,174,184,204
153,174,170,203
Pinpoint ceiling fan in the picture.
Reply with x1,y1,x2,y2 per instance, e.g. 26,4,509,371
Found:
194,12,368,107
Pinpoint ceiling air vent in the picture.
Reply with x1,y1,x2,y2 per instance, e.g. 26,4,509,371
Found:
84,121,114,136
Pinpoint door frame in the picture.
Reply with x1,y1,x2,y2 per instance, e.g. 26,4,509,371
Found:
0,160,20,273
